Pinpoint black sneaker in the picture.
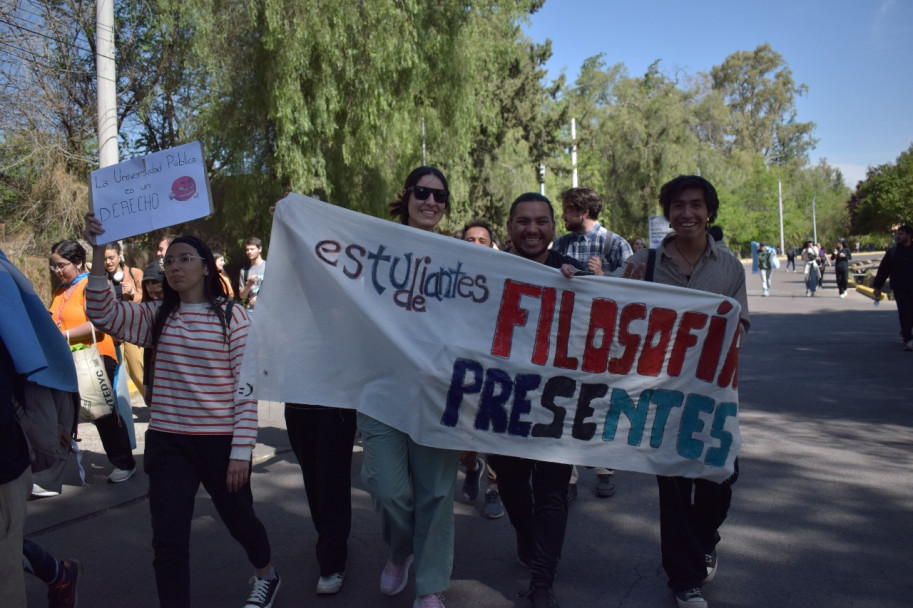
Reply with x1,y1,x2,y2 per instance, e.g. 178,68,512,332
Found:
245,572,281,608
595,473,616,498
528,586,560,608
462,456,484,502
481,489,505,519
704,550,717,584
675,587,707,608
48,559,81,608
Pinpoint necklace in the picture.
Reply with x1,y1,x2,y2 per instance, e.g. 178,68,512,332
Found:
674,239,703,270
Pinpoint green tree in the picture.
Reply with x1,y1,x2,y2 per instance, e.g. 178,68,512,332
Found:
851,143,913,234
710,43,817,165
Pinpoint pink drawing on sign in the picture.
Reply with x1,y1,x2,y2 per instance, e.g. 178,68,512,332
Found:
170,176,197,201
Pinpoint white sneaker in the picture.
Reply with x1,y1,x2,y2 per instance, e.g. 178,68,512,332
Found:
31,484,60,498
316,571,345,595
107,467,136,483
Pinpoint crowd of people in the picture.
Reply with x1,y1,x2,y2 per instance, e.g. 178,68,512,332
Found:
10,166,906,608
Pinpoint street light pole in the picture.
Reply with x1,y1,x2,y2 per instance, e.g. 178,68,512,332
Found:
96,0,118,169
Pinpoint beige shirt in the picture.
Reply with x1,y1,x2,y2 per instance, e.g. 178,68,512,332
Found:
619,233,751,338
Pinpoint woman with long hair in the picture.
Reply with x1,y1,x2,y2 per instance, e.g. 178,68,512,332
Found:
801,240,822,296
46,239,136,488
82,217,280,608
359,166,459,608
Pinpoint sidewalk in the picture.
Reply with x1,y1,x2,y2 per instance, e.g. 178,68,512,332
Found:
24,261,912,607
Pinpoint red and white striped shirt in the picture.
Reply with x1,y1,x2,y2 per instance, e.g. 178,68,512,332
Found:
85,275,257,460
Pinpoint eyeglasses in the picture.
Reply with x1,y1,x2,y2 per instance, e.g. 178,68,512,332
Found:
408,186,449,204
49,262,73,272
162,254,206,269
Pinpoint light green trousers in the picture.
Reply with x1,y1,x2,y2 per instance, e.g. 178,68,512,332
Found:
358,413,459,596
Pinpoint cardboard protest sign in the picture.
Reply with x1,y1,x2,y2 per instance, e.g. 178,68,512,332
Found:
240,194,743,481
89,141,213,242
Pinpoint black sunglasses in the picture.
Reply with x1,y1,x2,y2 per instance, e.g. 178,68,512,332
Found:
408,185,449,204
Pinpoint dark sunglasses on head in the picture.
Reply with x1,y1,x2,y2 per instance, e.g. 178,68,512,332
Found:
409,185,449,204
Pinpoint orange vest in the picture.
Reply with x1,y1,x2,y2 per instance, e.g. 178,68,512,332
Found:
49,277,117,361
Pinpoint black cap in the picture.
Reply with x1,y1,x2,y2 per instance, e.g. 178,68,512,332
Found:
143,261,163,283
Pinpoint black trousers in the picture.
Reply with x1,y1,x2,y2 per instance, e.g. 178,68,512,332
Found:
285,404,357,576
95,355,136,471
835,266,849,294
145,430,270,608
488,454,572,590
657,459,739,592
895,290,913,342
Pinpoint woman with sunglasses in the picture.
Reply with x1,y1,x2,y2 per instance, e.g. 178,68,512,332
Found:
45,240,137,490
81,216,280,608
358,166,458,608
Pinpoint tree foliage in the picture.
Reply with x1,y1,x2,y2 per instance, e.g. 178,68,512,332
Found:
0,4,875,267
850,143,913,234
710,43,817,165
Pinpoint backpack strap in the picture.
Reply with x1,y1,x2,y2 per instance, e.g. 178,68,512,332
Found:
645,248,656,283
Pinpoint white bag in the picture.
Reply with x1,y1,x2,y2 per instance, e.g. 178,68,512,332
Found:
71,332,116,421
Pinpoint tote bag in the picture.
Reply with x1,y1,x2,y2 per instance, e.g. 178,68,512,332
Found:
71,331,116,421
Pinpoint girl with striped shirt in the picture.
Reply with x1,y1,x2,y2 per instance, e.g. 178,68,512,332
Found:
82,216,280,608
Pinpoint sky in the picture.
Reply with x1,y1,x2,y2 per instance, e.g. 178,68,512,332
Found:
524,0,913,188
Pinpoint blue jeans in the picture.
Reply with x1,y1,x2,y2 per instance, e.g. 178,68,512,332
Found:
145,430,270,608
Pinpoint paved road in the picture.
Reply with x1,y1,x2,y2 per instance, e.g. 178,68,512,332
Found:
24,259,913,607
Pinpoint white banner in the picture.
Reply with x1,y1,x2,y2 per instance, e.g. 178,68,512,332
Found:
241,194,743,481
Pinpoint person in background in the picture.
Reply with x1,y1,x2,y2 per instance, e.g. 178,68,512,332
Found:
456,220,506,521
816,242,830,287
155,235,178,268
238,238,267,315
47,240,136,487
83,216,281,608
103,242,143,303
785,244,797,272
630,236,646,253
831,239,852,298
801,240,821,296
872,225,913,351
358,166,459,608
103,241,146,407
136,261,166,404
553,187,630,499
213,252,235,299
757,241,773,297
619,175,749,608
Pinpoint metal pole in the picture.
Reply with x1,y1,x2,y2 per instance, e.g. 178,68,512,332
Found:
778,180,785,254
421,117,426,165
538,163,545,196
812,193,818,244
571,118,578,187
96,0,118,169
